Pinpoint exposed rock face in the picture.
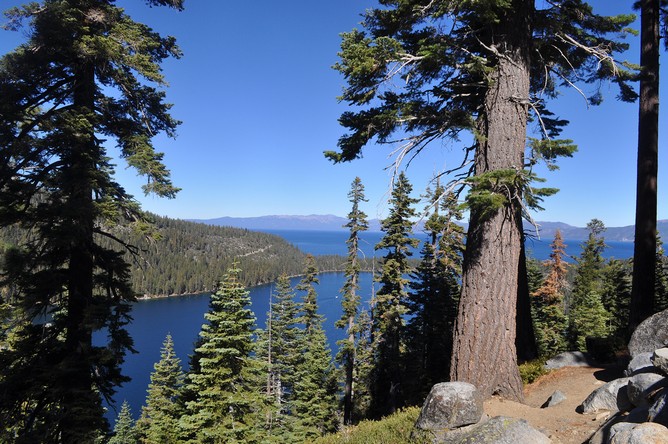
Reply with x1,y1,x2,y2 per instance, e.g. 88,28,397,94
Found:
415,382,483,432
541,390,566,408
654,348,668,375
609,422,668,444
579,378,631,414
628,309,668,358
438,416,551,444
585,324,668,443
650,389,668,427
414,383,551,443
545,351,593,370
626,352,655,376
628,373,668,408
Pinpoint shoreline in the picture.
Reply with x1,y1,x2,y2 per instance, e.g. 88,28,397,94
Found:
134,269,368,301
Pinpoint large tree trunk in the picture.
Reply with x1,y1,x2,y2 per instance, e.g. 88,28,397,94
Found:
450,1,531,402
60,60,103,439
630,0,660,332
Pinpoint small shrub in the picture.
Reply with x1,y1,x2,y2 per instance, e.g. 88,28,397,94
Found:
519,359,548,385
310,406,429,444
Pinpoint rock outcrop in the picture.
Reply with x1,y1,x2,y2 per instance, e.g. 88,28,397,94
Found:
628,309,668,357
414,382,551,443
585,309,668,443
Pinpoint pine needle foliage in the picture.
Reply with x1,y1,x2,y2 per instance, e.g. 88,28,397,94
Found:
404,184,463,405
370,172,419,417
180,264,265,443
109,401,138,444
136,334,185,444
0,0,182,439
532,230,569,358
291,258,338,438
569,219,611,351
335,177,370,425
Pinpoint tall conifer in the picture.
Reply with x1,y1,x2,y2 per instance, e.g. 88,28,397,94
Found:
405,185,463,404
292,257,338,439
136,334,185,444
569,220,611,351
531,230,568,358
259,275,302,440
370,171,418,417
335,176,369,424
630,0,661,331
328,0,634,401
0,0,182,439
181,264,264,443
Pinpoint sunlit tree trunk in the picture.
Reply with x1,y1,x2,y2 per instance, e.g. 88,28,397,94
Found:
450,0,531,401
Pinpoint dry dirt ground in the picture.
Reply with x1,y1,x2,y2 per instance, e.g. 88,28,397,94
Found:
485,366,625,444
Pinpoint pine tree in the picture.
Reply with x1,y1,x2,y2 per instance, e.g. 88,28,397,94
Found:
259,274,302,441
404,185,463,405
351,307,374,420
370,171,418,417
601,259,632,345
569,219,611,351
291,256,338,439
327,0,634,402
136,334,185,444
181,264,265,443
109,401,138,444
335,176,369,425
296,254,320,333
531,230,569,358
0,1,183,439
655,235,668,312
630,0,661,331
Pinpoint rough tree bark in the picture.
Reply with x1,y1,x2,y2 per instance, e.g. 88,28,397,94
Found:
630,0,660,331
450,1,531,402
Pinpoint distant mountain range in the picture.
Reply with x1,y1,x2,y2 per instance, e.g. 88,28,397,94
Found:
189,215,668,242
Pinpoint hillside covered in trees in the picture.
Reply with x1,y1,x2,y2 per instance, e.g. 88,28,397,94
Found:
0,214,359,298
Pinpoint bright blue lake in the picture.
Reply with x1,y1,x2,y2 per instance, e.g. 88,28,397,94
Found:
106,230,633,421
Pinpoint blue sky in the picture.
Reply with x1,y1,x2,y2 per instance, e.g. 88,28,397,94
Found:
1,1,665,228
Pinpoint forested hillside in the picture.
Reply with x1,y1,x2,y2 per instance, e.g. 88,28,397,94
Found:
0,214,353,297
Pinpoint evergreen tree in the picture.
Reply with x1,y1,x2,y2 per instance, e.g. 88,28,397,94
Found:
292,257,338,438
260,274,302,441
655,235,668,312
327,0,634,401
296,254,320,333
569,219,611,351
404,185,463,405
630,0,661,331
531,230,569,358
335,176,369,425
181,264,264,443
601,259,632,344
351,307,374,420
0,0,182,439
109,401,138,444
370,171,418,417
136,334,185,444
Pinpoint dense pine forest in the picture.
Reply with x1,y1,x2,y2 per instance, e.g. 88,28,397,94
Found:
0,214,369,297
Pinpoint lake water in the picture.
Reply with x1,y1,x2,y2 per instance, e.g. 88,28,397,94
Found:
106,230,633,421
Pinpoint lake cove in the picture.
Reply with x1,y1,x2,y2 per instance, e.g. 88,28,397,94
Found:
106,230,633,421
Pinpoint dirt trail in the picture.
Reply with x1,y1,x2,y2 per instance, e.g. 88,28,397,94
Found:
484,366,624,444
